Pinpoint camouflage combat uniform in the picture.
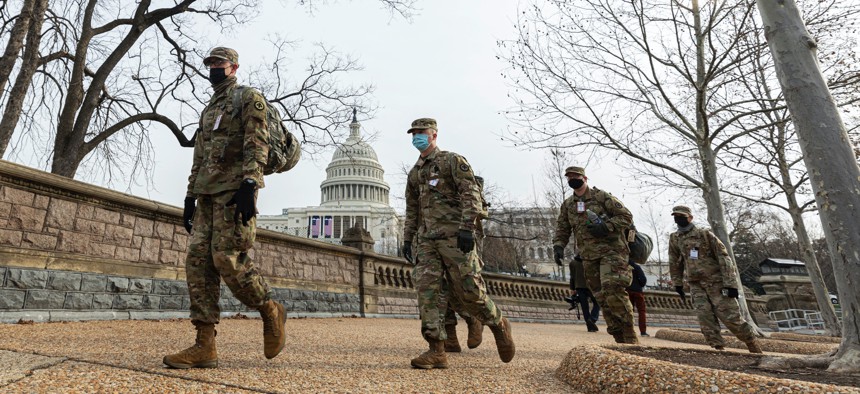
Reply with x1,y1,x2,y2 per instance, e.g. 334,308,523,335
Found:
443,178,489,328
553,173,635,341
185,72,272,325
404,147,502,342
669,224,756,348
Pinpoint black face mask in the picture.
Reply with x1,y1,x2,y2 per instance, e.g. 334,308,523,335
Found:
568,178,584,189
674,215,690,227
209,67,227,85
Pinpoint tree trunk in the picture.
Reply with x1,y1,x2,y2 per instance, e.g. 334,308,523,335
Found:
757,0,860,373
693,0,763,335
52,0,98,177
774,119,841,336
700,146,764,335
0,0,48,157
50,0,195,177
0,0,36,96
789,205,841,336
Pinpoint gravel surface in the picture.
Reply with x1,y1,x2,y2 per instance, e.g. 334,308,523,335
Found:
4,319,841,393
655,328,838,354
2,361,261,394
769,332,842,343
557,344,860,394
0,350,64,385
0,317,615,393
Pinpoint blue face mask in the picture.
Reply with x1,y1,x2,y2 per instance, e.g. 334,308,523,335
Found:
412,134,430,151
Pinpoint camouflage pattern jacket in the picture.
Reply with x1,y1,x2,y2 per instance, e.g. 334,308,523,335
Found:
669,225,738,288
553,186,632,260
187,76,269,197
404,147,482,241
475,183,489,239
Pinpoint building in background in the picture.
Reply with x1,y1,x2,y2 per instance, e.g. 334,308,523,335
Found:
258,114,401,256
482,207,563,280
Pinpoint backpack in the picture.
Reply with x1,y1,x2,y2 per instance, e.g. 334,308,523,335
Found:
627,227,653,265
232,86,301,175
592,189,653,264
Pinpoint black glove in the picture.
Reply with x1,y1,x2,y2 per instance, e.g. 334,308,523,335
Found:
226,179,256,226
724,287,739,298
675,286,686,301
403,241,413,264
553,246,565,266
457,229,475,253
183,197,196,234
587,222,610,238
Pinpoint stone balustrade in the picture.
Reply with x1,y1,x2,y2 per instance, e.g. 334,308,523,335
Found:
0,160,775,329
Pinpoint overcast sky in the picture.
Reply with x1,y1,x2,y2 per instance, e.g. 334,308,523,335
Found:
127,0,655,216
0,0,840,261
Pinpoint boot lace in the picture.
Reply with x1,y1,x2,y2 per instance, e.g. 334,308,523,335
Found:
263,307,278,337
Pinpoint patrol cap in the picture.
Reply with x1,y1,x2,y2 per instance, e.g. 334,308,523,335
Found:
564,166,585,176
407,118,437,134
671,205,692,217
203,47,239,66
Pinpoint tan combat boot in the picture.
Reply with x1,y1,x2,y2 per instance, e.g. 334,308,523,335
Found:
258,299,287,359
411,340,449,369
444,324,462,352
466,317,483,349
621,325,640,345
745,339,763,354
607,328,624,343
489,317,515,363
163,324,218,369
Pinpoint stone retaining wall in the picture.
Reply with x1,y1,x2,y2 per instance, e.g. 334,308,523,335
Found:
0,160,773,328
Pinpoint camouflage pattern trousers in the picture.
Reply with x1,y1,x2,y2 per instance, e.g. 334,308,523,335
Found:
186,191,271,325
691,281,756,347
582,254,634,335
415,236,501,341
443,241,484,327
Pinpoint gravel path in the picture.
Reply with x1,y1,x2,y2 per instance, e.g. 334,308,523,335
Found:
1,318,796,393
0,317,632,393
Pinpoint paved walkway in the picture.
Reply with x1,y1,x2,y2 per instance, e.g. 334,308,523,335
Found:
0,317,724,393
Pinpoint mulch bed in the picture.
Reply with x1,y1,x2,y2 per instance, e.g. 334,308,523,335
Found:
621,347,860,388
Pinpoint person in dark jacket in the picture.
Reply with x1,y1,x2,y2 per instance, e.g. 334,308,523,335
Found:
626,260,649,336
567,255,600,332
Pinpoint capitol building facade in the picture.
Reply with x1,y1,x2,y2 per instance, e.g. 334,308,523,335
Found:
257,115,402,256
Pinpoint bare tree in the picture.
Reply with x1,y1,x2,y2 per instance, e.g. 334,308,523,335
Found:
717,0,858,336
640,202,668,283
757,0,860,374
0,0,45,95
499,0,766,333
541,147,570,210
0,0,414,185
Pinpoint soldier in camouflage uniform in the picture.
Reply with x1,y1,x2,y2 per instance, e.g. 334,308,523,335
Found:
668,206,762,353
442,175,489,352
163,47,287,369
403,118,514,369
552,166,638,344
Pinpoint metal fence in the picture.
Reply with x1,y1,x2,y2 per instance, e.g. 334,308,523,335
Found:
768,309,825,332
